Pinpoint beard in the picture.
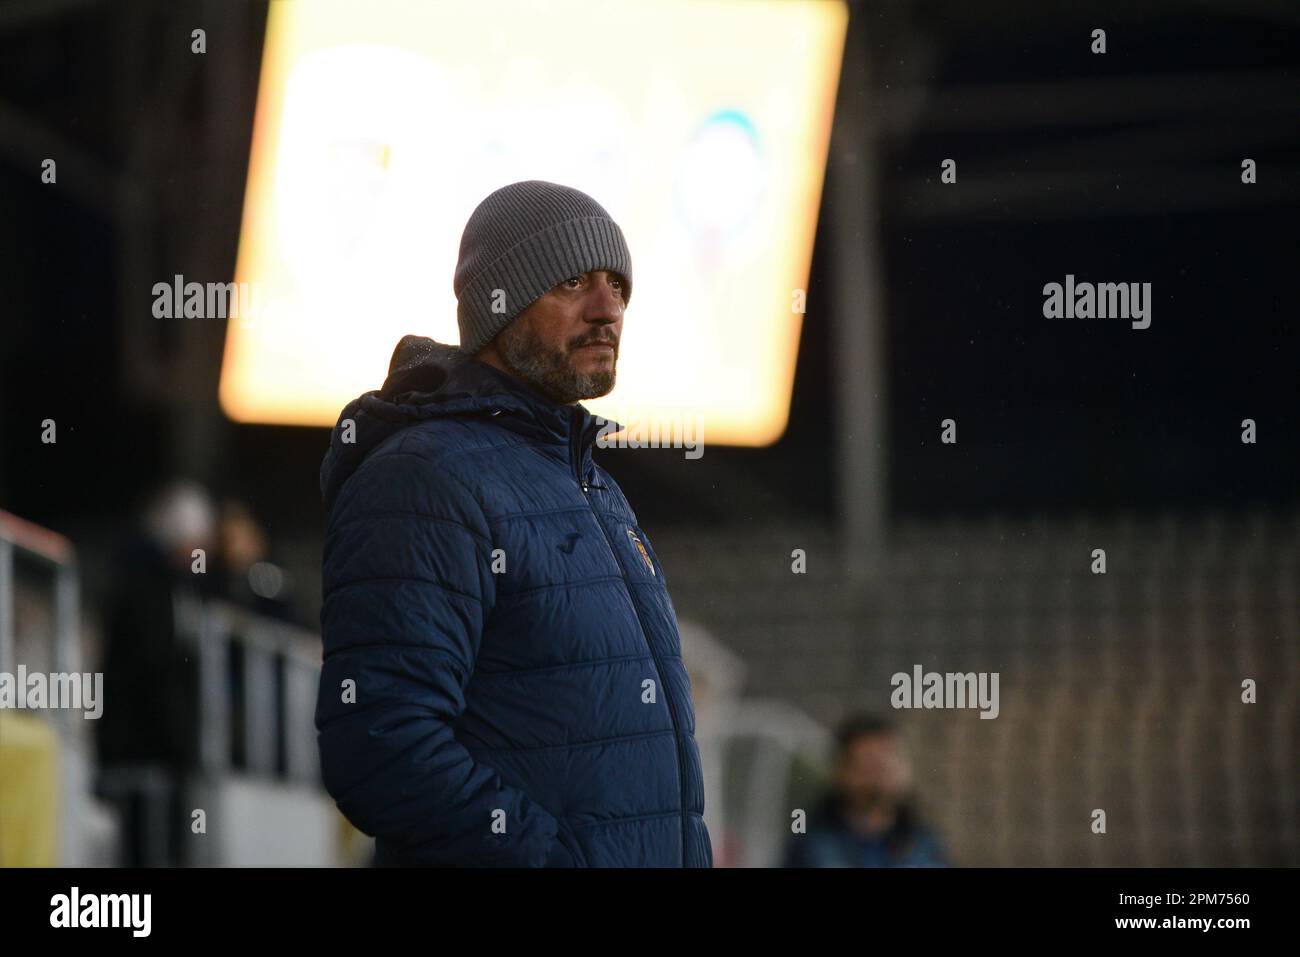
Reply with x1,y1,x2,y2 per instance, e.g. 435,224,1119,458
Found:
493,319,617,404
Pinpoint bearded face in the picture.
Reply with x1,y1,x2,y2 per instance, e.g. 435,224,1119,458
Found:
493,310,619,404
477,270,626,405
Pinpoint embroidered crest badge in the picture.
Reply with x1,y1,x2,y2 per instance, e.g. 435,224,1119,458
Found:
626,528,656,576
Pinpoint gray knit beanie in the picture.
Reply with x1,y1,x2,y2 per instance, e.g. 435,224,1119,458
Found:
453,180,633,355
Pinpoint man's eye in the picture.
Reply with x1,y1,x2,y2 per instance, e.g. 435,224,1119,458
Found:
560,274,623,291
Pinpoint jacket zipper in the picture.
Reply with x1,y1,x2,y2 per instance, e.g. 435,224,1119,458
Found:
569,410,690,867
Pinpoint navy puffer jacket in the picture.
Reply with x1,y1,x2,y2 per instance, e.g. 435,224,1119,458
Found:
315,335,712,867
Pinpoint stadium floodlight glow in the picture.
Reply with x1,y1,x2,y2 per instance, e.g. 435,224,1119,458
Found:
220,0,848,446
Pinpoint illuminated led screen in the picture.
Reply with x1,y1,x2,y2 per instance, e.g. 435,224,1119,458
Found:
220,0,847,446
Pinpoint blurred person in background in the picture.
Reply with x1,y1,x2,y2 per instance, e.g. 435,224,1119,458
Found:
209,497,296,622
783,713,949,867
315,180,711,867
96,478,214,865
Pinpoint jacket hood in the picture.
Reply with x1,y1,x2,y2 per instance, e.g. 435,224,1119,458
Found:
320,335,622,510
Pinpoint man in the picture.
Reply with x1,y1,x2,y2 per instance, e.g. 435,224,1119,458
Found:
98,479,214,866
315,180,712,867
782,713,949,867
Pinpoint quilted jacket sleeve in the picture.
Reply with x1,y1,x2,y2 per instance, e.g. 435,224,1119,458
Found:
315,445,573,866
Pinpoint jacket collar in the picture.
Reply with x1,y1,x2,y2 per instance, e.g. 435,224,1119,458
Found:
321,335,620,508
381,335,620,448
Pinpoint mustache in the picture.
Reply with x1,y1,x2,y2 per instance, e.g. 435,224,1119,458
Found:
572,335,618,349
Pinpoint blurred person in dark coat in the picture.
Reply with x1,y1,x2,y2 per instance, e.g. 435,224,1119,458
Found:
96,478,214,865
208,497,297,623
783,713,949,867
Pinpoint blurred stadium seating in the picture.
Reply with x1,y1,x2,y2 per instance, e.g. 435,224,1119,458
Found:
3,506,1295,866
656,508,1299,866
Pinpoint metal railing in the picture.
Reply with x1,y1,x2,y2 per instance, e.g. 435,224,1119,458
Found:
709,699,833,867
0,508,97,866
0,509,79,696
679,617,832,867
110,594,329,865
179,596,322,785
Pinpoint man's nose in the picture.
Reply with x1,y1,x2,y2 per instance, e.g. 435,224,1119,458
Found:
584,277,624,320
